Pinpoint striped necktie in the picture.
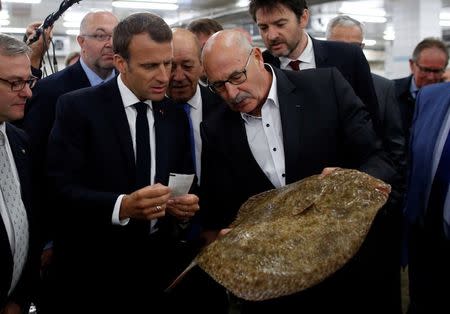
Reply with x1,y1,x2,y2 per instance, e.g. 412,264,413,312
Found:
288,60,301,71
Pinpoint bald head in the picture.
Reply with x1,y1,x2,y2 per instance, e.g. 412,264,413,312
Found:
167,28,203,103
202,30,271,116
80,11,118,35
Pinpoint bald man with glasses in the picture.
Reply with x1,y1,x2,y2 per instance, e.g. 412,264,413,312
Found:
199,29,397,314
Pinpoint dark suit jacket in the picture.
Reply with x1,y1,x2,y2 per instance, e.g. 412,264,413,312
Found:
394,75,416,144
200,66,396,230
0,124,38,310
199,85,224,119
263,37,380,133
21,61,91,246
46,78,193,311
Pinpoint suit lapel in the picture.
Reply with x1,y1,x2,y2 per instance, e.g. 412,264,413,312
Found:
101,80,136,181
311,37,327,67
273,68,305,184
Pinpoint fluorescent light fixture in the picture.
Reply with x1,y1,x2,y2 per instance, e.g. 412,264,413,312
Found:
440,20,450,27
63,21,80,28
2,0,41,3
112,1,178,10
383,26,395,41
237,0,248,7
63,12,88,22
363,39,376,46
0,20,10,26
0,27,26,34
0,11,10,19
66,29,80,36
340,1,386,17
440,12,450,20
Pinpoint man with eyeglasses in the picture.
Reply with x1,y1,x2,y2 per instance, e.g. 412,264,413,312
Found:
0,33,39,314
199,30,397,314
18,10,118,314
395,37,449,143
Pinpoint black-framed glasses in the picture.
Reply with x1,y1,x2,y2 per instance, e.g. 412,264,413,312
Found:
414,62,446,74
81,33,113,42
0,75,38,92
208,49,253,93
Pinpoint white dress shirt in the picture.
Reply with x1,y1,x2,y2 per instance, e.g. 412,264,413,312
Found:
241,65,286,188
279,32,316,71
112,75,157,229
185,85,203,180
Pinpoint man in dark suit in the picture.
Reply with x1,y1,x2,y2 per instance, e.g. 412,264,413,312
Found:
248,0,381,134
46,13,199,313
326,15,405,313
394,38,448,143
0,34,39,314
166,28,228,313
403,82,450,314
200,29,396,314
19,12,119,313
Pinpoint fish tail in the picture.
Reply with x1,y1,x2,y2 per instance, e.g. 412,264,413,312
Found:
164,260,198,293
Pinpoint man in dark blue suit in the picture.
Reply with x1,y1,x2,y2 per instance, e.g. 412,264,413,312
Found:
46,13,199,313
0,34,39,314
249,0,381,134
200,29,396,314
404,82,450,314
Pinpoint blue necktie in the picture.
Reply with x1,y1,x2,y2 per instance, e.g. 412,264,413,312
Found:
134,102,151,188
183,103,196,173
427,131,450,236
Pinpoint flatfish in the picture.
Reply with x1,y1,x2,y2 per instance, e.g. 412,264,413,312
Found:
170,169,390,301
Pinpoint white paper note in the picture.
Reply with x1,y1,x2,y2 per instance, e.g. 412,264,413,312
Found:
168,173,195,197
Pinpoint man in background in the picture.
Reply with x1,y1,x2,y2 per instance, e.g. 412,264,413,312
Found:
326,14,405,314
186,18,223,49
0,33,39,314
394,38,448,142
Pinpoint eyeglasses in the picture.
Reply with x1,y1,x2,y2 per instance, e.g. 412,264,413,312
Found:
414,62,446,75
0,76,38,92
81,33,113,42
208,49,253,93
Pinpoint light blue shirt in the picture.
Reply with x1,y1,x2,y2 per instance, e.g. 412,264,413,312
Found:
79,58,115,87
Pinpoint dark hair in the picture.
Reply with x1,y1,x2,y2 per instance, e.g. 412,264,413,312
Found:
113,12,172,61
186,18,223,36
411,37,449,67
249,0,308,21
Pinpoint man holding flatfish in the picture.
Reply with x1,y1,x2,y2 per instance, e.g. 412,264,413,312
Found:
197,29,397,313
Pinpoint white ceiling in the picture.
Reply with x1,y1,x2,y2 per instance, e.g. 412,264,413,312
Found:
0,0,449,52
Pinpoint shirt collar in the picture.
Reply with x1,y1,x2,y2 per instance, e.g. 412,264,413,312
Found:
279,32,314,69
410,76,420,99
241,64,279,122
117,74,153,110
185,84,202,110
79,58,115,87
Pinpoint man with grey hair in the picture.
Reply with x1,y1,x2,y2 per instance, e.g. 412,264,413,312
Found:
327,14,405,314
46,12,198,313
0,33,39,314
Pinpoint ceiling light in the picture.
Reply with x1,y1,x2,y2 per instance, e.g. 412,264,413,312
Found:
237,0,248,7
66,29,80,36
363,39,376,46
348,14,387,23
0,11,9,19
112,1,178,10
0,20,10,26
63,21,80,28
440,20,450,27
0,27,26,34
2,0,41,3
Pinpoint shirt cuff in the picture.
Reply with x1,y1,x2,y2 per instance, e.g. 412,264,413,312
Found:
112,194,130,226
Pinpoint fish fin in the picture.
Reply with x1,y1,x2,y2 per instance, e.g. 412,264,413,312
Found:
164,259,198,293
293,202,315,215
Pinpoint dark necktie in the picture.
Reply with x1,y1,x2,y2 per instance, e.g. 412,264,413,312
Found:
288,60,301,71
183,103,196,173
0,130,29,293
134,102,151,188
426,130,450,236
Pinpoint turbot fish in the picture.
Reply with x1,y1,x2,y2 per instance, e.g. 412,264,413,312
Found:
168,168,390,301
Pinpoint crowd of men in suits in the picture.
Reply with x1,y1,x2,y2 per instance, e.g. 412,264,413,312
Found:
0,0,449,313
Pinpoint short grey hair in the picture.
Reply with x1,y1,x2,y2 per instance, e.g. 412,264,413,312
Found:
325,15,365,40
0,33,31,56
